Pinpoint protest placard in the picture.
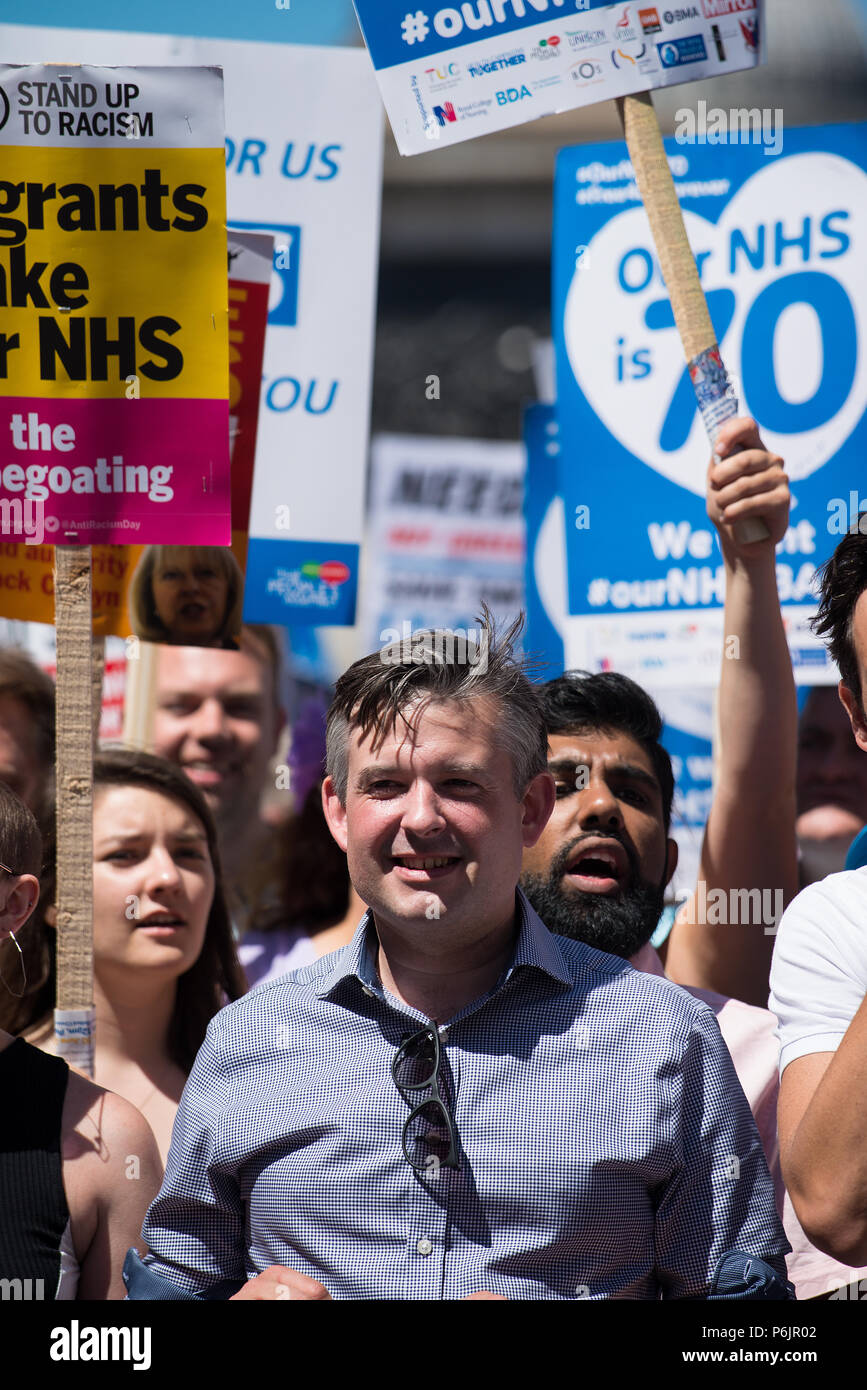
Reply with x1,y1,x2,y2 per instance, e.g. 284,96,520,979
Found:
0,64,230,549
361,433,525,653
553,125,867,685
227,230,273,560
523,400,713,901
351,0,763,156
0,232,268,643
0,29,383,628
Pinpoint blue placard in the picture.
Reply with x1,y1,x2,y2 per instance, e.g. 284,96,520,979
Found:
553,123,867,682
523,402,566,676
522,398,713,886
230,221,302,328
244,538,360,626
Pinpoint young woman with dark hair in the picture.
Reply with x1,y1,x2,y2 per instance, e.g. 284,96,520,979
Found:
23,749,247,1163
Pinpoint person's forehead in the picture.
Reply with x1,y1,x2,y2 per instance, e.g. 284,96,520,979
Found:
94,783,206,834
156,646,268,701
348,695,502,765
546,728,657,777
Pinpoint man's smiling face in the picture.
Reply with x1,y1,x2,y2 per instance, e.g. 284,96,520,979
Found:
322,694,553,945
520,728,677,958
152,645,278,839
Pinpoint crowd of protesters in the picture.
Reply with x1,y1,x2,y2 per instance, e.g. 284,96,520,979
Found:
2,417,867,1299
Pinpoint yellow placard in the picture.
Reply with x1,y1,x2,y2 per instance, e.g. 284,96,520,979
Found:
0,146,227,399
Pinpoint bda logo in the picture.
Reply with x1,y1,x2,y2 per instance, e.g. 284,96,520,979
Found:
562,151,867,494
496,86,532,105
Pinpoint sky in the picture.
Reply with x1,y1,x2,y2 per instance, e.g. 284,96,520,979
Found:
0,0,359,45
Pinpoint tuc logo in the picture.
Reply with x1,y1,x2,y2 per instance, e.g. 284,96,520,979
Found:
495,85,533,105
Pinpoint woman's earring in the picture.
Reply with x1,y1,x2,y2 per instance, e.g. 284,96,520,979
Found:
0,930,27,998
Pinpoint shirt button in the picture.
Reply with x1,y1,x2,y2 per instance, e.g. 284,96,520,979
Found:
416,1238,433,1256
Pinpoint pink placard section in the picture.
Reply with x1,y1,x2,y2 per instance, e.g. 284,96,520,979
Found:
0,397,231,546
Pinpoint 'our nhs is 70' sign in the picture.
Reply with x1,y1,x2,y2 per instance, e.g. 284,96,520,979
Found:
552,124,867,685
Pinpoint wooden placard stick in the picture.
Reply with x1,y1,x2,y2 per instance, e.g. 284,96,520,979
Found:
53,544,95,1077
617,91,768,544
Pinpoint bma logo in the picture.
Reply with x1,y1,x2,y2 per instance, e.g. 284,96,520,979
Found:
663,6,700,19
433,102,457,126
496,86,532,105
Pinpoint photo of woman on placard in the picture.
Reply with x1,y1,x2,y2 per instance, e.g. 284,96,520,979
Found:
128,546,244,649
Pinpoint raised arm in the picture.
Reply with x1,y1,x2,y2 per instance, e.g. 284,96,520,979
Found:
662,416,799,1006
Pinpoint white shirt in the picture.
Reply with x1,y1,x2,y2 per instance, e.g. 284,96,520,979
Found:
770,866,867,1074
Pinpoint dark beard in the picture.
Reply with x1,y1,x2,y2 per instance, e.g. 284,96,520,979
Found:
521,841,668,960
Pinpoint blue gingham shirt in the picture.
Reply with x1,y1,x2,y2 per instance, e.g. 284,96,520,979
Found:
140,892,789,1299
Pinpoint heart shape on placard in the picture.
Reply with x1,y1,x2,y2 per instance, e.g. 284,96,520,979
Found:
563,152,867,495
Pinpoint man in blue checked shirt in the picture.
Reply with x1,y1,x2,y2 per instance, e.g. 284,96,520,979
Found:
127,613,790,1300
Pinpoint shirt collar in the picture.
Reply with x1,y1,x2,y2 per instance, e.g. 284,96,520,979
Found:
630,941,666,979
315,887,574,1002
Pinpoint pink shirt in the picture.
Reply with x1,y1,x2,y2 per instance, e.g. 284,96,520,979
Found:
632,942,867,1298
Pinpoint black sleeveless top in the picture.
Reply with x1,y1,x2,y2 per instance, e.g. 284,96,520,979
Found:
0,1038,70,1298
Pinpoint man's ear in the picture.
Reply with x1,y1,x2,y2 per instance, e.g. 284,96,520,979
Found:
664,837,679,890
0,873,39,941
322,776,349,853
839,681,867,753
520,771,556,849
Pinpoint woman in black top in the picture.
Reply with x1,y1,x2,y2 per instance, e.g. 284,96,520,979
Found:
0,782,161,1299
